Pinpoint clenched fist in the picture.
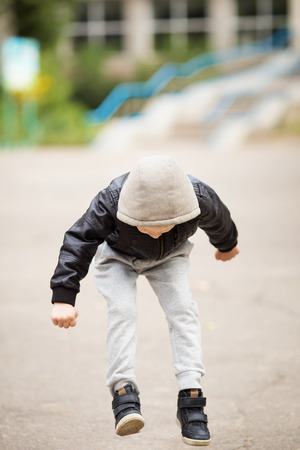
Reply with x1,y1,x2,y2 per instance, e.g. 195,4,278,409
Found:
215,245,240,262
51,303,79,329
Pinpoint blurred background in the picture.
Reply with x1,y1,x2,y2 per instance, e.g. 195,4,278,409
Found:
0,0,299,148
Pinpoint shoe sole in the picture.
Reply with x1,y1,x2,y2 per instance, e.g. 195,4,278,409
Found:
116,413,145,436
176,418,211,446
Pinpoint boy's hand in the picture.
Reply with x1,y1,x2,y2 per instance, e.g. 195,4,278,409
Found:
51,303,79,328
215,245,240,262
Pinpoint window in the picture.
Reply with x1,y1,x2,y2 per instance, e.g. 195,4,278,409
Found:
273,0,287,15
76,2,88,21
74,36,88,49
104,0,122,21
155,33,171,50
105,34,122,48
188,32,208,50
238,29,257,45
187,0,206,19
152,0,170,19
237,0,256,16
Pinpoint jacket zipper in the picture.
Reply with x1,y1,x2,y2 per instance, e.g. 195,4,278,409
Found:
159,236,164,260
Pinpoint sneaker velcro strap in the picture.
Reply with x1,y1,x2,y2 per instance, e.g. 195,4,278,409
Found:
112,393,140,410
178,397,206,408
113,402,140,417
184,411,208,424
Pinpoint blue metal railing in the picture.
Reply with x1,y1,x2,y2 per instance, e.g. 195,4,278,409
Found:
86,28,290,125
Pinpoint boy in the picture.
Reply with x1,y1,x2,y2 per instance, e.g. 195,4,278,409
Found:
50,155,239,446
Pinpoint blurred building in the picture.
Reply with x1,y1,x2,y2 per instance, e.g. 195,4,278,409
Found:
67,0,300,57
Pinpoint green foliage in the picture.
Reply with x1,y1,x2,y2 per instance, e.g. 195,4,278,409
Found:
0,0,10,14
71,44,121,109
0,93,41,147
39,50,74,105
154,33,210,60
8,0,76,48
37,49,98,145
38,102,88,145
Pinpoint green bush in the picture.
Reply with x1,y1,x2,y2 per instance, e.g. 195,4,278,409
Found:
38,103,87,145
36,49,99,145
71,44,121,109
7,0,76,49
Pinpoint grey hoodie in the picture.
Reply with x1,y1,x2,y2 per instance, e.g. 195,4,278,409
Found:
117,155,200,227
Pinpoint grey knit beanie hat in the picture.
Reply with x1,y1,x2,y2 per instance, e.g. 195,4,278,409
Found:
117,155,200,227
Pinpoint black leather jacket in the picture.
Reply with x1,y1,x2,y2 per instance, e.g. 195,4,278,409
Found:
51,173,238,306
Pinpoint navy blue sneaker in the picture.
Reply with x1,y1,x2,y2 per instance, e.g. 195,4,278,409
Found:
177,388,211,446
112,384,145,436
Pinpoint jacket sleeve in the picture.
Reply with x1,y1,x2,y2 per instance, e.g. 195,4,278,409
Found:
197,182,238,252
50,188,116,306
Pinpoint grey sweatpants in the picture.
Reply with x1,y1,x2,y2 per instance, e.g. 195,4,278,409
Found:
93,240,205,395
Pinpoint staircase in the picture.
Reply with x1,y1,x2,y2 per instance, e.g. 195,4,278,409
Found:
92,50,300,151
